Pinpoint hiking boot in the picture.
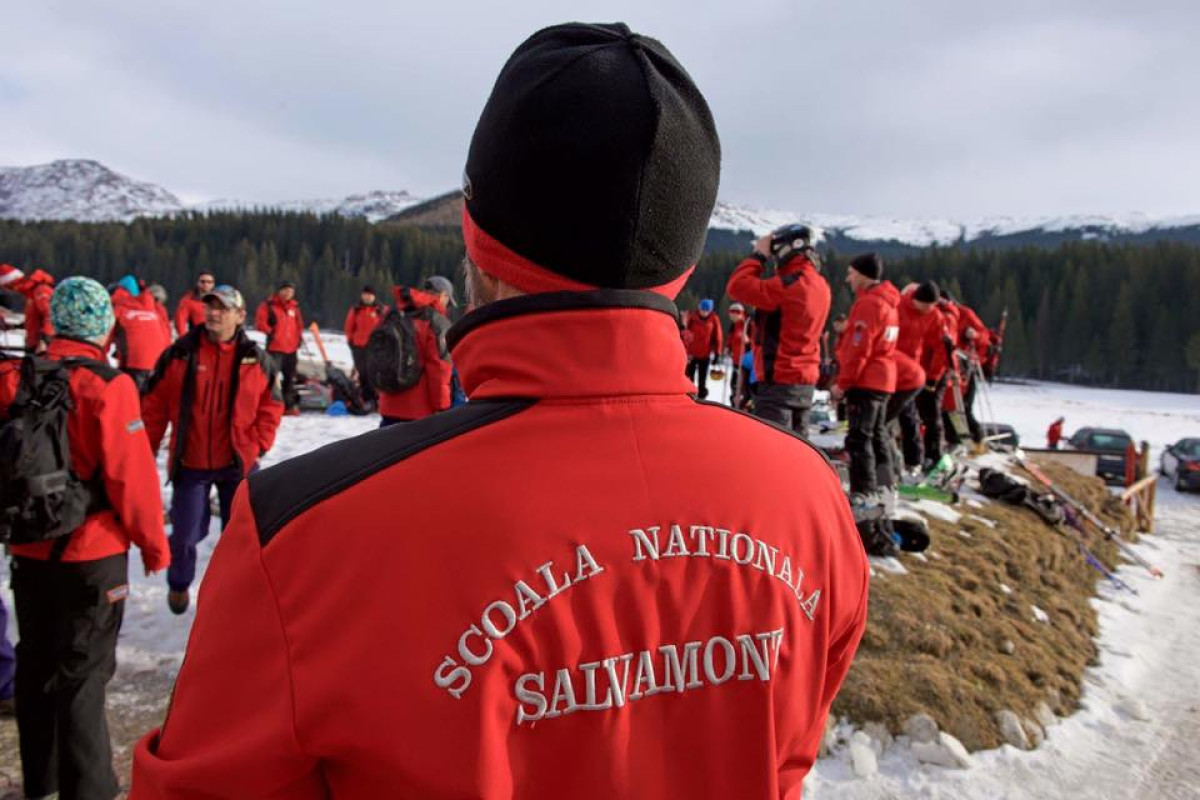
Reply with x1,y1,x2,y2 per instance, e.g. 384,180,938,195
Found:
168,589,190,615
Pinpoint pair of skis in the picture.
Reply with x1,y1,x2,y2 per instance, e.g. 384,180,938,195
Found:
1015,454,1164,580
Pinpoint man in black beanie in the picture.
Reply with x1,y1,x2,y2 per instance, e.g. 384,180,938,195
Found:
898,280,953,471
133,23,869,800
831,254,901,553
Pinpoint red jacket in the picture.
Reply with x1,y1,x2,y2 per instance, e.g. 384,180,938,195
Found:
255,295,305,354
377,288,453,421
130,292,870,800
726,254,830,385
682,310,722,359
343,302,386,348
142,327,283,478
954,303,990,362
1047,420,1064,448
0,339,170,569
174,290,209,337
836,281,899,394
113,288,172,371
896,287,950,383
3,268,57,351
894,350,926,393
727,317,755,363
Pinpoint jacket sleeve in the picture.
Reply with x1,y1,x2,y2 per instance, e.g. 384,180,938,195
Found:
343,308,356,342
129,489,324,799
425,316,453,413
255,302,272,337
835,300,872,390
141,350,179,454
725,257,783,312
97,376,170,572
710,318,723,356
253,357,284,459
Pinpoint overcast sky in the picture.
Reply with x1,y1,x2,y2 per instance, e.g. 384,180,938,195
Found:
3,0,1197,218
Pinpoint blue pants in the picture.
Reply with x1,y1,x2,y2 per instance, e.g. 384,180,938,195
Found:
168,466,243,592
0,591,14,701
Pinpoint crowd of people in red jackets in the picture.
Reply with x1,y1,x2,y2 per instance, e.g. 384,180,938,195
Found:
679,226,1003,555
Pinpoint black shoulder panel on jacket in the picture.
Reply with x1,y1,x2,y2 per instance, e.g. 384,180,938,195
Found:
66,358,122,383
249,399,535,547
691,398,834,471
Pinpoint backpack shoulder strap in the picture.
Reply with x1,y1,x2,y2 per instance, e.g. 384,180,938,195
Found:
61,357,122,383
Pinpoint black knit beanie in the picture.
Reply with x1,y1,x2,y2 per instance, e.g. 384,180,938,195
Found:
463,22,721,294
848,253,884,281
913,280,940,303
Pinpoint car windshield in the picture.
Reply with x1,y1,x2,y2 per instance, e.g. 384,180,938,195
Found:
1090,433,1131,451
1177,440,1200,458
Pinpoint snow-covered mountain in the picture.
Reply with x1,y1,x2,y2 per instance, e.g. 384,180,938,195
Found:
0,160,423,224
0,159,184,222
709,202,1200,248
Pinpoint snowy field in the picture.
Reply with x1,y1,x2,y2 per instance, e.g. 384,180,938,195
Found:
2,332,1199,796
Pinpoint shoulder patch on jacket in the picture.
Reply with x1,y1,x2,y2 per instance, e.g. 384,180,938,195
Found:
249,399,535,547
690,398,834,470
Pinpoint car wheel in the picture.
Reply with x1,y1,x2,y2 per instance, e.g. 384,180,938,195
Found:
1176,472,1187,493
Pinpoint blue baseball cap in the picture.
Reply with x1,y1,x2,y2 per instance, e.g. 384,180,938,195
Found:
699,298,715,313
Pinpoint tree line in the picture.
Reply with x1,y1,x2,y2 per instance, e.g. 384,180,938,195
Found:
2,214,1198,393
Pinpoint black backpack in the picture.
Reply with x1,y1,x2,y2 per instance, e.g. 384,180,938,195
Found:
365,301,426,393
0,356,107,550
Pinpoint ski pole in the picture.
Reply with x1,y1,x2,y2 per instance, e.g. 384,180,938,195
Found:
1016,455,1164,579
1060,505,1137,594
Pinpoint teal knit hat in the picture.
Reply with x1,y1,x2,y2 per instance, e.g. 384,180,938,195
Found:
51,277,116,340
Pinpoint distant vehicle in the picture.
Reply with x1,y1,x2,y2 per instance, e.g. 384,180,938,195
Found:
1067,427,1133,484
1160,438,1200,492
981,422,1019,447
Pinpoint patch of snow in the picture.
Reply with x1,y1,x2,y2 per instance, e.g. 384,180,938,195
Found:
1031,605,1050,623
999,583,1013,595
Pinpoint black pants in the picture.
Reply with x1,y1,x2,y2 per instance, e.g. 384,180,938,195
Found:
916,377,948,463
846,389,894,496
349,345,377,403
963,375,982,443
754,382,816,436
273,351,299,410
685,357,711,399
886,387,923,469
12,554,127,800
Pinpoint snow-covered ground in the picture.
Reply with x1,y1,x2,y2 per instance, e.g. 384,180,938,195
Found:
1,348,1198,796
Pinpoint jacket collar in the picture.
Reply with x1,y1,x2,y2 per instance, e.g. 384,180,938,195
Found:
48,337,105,360
778,254,815,277
449,290,694,400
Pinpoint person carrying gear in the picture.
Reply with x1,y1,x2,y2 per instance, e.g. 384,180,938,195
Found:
343,285,387,404
111,274,173,393
372,276,455,426
254,280,305,416
0,264,56,353
131,23,868,799
726,224,830,436
2,277,169,800
142,285,283,615
830,254,900,527
682,298,722,399
174,271,215,337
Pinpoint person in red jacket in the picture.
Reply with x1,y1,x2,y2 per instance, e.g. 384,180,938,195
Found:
0,264,56,352
2,276,169,800
376,280,454,426
727,224,831,436
725,302,754,407
951,300,990,446
173,271,215,337
682,298,722,399
343,284,386,403
111,275,172,392
143,285,283,614
130,23,869,799
831,254,900,528
900,282,955,468
254,280,305,415
1047,416,1065,449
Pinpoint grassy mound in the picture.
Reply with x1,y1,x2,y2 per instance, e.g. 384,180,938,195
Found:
832,458,1132,750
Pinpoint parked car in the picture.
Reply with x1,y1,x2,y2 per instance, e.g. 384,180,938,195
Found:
1067,427,1134,484
1160,438,1200,492
981,422,1020,448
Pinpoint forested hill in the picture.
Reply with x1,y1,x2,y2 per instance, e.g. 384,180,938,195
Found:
1,215,1198,394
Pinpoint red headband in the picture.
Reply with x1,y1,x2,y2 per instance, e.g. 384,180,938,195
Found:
462,206,692,299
